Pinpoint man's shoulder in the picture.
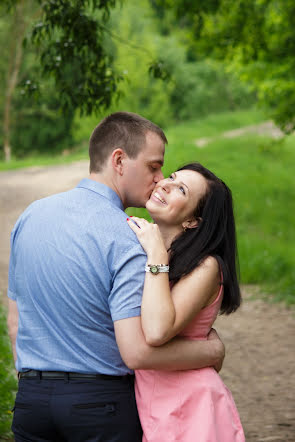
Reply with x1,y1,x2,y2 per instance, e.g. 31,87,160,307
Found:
91,207,140,248
23,188,74,210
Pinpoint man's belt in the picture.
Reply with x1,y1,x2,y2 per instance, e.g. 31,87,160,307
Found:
18,370,130,381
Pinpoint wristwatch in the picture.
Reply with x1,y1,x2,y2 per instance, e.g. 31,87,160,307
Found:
145,264,169,275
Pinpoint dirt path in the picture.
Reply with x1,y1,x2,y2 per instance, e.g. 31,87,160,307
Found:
1,162,294,441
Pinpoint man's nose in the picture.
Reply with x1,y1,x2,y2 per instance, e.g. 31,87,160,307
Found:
154,170,164,182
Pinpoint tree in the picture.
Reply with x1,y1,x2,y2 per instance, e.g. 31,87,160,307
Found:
2,0,29,161
152,0,295,133
0,1,75,160
24,0,121,115
1,0,121,161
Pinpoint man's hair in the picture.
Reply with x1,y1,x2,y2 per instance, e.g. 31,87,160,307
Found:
89,111,168,173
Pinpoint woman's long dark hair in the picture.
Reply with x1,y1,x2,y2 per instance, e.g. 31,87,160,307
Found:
168,162,241,314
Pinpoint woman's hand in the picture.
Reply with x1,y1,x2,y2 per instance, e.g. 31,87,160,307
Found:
127,216,168,262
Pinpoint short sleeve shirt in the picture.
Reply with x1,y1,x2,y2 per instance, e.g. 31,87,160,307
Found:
8,179,146,375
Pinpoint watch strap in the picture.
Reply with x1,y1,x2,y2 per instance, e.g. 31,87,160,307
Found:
145,264,169,274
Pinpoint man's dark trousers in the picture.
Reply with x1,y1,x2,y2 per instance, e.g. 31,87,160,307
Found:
12,374,142,441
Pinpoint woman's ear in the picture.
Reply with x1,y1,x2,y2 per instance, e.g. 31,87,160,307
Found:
182,217,202,231
111,148,125,176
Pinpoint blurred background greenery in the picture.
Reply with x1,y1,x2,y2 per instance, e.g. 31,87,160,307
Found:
0,0,295,437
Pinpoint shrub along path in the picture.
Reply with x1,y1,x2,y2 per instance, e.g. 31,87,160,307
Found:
0,161,294,441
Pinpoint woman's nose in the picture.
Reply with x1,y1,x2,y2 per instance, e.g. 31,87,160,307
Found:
161,179,172,192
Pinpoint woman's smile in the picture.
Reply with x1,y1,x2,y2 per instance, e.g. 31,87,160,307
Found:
151,191,167,205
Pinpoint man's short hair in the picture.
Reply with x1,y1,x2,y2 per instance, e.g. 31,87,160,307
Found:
89,111,168,173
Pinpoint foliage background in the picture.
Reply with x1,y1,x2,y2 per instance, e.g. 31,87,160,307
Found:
0,0,255,159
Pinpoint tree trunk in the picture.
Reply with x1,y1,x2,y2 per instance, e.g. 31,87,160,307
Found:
3,0,26,162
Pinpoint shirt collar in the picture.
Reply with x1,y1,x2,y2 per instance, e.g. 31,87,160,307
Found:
77,178,124,211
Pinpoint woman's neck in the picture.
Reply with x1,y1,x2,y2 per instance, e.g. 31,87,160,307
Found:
156,224,182,252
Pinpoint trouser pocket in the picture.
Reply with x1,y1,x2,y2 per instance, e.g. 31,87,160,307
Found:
72,402,116,415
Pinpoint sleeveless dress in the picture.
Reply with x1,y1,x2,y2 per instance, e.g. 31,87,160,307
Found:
135,282,245,442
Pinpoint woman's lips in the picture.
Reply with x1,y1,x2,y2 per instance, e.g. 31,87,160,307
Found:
151,191,167,205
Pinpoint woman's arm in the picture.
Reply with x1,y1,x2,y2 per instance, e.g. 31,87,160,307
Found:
127,217,220,346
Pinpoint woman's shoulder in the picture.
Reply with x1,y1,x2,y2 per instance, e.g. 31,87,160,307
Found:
198,255,220,276
176,256,220,291
194,256,222,307
188,255,220,292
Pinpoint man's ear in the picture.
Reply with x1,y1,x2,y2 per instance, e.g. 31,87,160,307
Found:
111,148,126,176
182,217,202,231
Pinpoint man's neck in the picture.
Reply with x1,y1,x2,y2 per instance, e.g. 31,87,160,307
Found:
89,171,113,188
89,172,126,208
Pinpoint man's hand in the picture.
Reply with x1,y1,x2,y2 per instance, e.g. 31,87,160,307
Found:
208,328,225,372
7,299,18,364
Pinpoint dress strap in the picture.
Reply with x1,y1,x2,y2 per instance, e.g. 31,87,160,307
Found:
216,272,224,301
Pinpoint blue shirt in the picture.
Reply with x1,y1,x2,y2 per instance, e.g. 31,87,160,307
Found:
8,179,146,375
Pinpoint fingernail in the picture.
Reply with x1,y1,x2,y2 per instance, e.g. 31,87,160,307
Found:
130,215,133,217
126,218,129,221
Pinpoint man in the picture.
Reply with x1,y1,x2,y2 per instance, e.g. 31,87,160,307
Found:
7,112,224,441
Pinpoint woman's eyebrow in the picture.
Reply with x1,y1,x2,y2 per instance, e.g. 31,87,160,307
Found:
174,172,189,191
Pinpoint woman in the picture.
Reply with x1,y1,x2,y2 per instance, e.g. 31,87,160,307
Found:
127,162,245,442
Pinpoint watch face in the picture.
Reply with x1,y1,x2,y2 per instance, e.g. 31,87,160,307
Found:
150,265,159,274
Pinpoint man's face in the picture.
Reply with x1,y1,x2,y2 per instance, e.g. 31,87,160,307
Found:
122,131,165,208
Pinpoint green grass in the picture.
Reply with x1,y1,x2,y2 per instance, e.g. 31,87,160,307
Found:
0,303,17,440
198,135,295,305
165,108,265,141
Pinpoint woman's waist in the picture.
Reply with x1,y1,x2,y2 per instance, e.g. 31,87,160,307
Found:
134,366,221,405
135,365,216,381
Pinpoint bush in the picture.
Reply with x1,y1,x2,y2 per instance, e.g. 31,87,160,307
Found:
168,59,256,121
0,304,17,439
10,84,75,158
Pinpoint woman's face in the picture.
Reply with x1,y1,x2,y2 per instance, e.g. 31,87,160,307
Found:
146,169,208,227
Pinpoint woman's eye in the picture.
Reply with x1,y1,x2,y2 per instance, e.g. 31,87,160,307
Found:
169,174,174,180
179,186,185,195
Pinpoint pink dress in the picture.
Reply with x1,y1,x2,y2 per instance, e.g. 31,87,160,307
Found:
135,283,245,442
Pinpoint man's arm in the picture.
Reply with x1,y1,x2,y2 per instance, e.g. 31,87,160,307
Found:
7,298,18,363
114,317,224,371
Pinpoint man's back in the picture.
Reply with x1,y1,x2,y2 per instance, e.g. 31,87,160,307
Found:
9,178,146,374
